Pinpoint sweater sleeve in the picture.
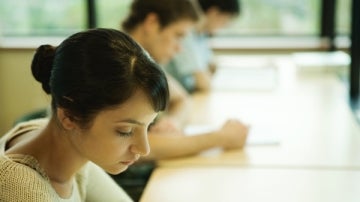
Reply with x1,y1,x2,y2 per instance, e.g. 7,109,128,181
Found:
84,163,133,202
0,158,53,202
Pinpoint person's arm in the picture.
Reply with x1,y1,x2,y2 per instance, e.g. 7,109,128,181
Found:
164,74,191,127
192,60,218,92
208,62,217,75
85,163,133,202
144,119,249,160
0,160,53,202
193,70,212,92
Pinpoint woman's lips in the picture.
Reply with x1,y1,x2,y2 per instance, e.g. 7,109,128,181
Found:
120,155,140,166
120,160,135,166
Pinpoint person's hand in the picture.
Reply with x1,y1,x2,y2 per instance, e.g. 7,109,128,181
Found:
149,117,182,135
208,63,217,75
216,119,249,150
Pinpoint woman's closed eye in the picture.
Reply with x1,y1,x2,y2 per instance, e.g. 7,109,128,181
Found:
116,128,134,137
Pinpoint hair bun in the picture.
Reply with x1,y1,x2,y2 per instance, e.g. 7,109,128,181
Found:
31,44,56,94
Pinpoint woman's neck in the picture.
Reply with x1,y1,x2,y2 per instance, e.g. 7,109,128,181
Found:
6,118,88,185
34,120,88,183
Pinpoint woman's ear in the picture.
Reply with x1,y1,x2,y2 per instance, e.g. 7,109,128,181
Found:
56,108,76,130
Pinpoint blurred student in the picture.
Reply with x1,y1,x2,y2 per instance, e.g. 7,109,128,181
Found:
122,0,197,130
122,0,248,160
166,0,241,93
0,28,169,202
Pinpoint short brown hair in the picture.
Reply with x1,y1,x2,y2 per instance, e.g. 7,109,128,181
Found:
122,0,200,32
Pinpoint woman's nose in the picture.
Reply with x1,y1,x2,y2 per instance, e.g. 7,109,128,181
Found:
131,130,150,156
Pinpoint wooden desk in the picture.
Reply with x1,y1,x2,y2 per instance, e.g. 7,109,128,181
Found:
141,55,360,202
140,167,360,202
158,56,360,169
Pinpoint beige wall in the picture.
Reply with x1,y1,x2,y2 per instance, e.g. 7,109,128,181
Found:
0,48,50,135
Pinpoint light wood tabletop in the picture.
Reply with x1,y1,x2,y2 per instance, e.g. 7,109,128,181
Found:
140,54,360,202
140,166,360,202
157,55,360,169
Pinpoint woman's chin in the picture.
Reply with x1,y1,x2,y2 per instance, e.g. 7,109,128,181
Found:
105,165,128,175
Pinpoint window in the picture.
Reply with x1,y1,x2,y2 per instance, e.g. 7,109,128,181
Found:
0,0,86,36
220,0,321,35
336,0,351,35
0,0,351,39
96,0,132,30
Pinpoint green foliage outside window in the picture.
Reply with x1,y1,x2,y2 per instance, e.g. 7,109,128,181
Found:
0,0,351,37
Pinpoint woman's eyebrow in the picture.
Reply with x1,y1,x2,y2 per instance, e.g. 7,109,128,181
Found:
116,119,145,126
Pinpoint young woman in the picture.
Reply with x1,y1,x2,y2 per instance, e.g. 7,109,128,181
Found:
115,1,247,199
0,28,169,201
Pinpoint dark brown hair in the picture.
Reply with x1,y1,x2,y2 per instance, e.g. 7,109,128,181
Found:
31,28,169,128
198,0,241,16
122,0,200,32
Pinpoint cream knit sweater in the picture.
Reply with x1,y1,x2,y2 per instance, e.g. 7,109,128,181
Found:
0,119,133,202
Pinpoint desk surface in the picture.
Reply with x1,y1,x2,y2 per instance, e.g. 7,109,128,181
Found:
141,54,360,202
140,167,360,202
158,55,360,169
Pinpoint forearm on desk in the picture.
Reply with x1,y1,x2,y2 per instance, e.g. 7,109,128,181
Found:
144,131,222,160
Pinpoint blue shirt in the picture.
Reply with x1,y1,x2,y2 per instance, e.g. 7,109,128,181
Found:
166,30,213,93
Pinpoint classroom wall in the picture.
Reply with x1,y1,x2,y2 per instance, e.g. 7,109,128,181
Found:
0,48,50,135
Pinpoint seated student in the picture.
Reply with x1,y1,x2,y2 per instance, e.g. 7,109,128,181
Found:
113,0,248,200
122,0,199,129
123,0,248,161
166,0,241,93
0,28,169,202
